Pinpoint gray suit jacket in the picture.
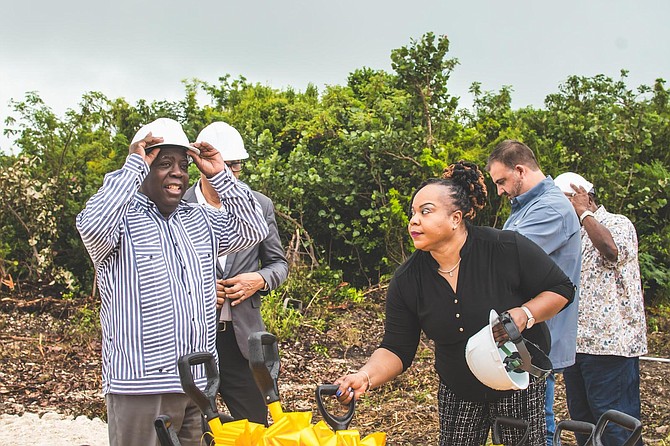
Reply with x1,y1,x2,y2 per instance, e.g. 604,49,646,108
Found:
183,180,289,358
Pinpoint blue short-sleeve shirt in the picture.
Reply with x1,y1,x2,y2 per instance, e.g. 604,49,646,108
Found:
503,176,582,369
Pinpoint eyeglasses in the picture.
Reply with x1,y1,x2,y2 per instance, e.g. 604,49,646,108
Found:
225,161,244,172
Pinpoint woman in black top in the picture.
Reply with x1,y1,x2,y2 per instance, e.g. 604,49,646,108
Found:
334,161,574,446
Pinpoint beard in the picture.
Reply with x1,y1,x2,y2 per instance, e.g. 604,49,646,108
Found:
512,178,523,198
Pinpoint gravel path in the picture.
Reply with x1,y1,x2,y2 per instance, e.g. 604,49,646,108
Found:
0,412,109,446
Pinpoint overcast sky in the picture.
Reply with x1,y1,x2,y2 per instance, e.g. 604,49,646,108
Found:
2,0,669,152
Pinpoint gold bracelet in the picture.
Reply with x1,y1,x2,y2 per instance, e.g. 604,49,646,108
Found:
359,369,372,391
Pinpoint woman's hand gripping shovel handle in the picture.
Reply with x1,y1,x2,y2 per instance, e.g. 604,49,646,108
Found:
315,384,355,431
248,331,284,421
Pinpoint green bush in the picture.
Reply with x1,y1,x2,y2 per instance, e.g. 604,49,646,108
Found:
2,34,668,304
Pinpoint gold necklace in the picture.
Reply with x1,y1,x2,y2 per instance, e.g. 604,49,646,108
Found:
438,258,461,277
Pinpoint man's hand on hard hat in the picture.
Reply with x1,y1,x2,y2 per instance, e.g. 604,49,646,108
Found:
492,307,527,345
567,184,590,216
129,132,164,165
190,141,227,178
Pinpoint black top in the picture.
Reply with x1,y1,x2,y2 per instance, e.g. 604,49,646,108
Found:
380,225,575,402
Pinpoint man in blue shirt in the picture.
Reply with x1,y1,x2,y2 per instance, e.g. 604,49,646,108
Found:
77,118,269,446
486,140,581,446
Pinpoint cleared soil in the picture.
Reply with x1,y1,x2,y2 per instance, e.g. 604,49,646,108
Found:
1,288,669,445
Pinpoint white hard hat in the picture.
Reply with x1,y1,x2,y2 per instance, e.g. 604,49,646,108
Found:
131,118,196,153
196,122,249,161
554,172,594,195
466,310,530,391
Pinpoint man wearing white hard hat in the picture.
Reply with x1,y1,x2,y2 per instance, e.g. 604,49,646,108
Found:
184,121,288,425
555,172,647,446
76,117,269,446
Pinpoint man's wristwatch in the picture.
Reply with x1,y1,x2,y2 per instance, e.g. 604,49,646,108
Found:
579,210,596,225
520,305,535,329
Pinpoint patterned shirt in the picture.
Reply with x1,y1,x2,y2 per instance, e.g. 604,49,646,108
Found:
503,177,582,370
576,206,647,357
76,154,268,395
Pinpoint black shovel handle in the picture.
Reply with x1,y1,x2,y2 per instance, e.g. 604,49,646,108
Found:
155,415,182,446
593,409,642,446
315,384,356,431
177,352,220,422
491,416,529,446
248,331,281,406
554,420,595,446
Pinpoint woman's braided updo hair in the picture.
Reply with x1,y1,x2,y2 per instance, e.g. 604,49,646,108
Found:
411,161,488,221
441,160,487,220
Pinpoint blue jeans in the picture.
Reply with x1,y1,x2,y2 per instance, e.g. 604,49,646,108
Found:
545,372,556,446
563,354,642,446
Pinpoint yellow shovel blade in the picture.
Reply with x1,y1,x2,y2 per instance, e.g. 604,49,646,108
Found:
360,432,386,446
335,430,361,446
209,418,266,445
263,411,313,444
268,401,285,423
204,405,386,446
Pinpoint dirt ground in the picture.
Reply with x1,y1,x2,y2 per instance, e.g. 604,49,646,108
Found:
0,289,669,445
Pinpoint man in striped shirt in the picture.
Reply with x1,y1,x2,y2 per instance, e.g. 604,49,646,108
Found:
76,118,269,446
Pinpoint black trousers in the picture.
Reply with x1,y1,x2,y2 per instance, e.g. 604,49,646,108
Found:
216,324,268,425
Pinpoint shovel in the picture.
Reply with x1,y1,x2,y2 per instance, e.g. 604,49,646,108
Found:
313,384,385,445
248,332,386,445
154,415,181,446
154,352,236,446
157,333,386,445
490,416,529,446
554,409,642,446
248,331,315,442
315,384,356,432
248,331,284,423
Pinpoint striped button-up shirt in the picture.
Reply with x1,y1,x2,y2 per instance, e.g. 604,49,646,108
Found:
76,154,268,395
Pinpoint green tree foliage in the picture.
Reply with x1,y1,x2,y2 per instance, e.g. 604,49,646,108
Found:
391,32,459,147
537,72,670,299
1,33,668,303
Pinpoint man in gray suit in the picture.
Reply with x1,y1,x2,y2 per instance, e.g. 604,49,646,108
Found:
184,122,289,425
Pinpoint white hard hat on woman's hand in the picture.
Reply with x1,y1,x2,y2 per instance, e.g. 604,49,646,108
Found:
465,309,552,391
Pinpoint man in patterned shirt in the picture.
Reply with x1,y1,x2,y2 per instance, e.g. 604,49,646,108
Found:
76,118,269,446
555,172,647,446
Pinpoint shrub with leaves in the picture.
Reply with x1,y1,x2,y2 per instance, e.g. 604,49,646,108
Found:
0,155,79,291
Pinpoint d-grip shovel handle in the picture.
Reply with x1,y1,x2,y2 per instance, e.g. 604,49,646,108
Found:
315,384,356,431
177,352,220,422
155,415,182,446
553,420,596,446
248,331,281,405
593,409,642,446
491,416,529,446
